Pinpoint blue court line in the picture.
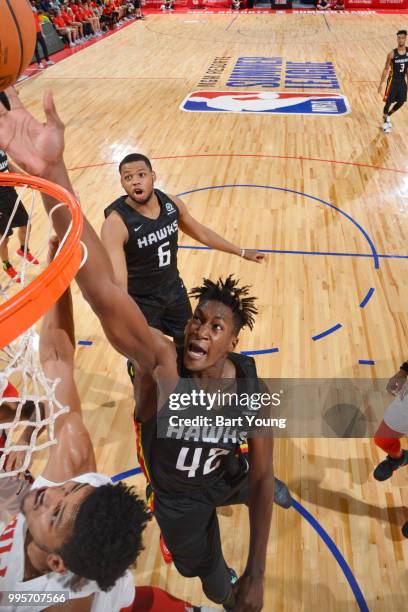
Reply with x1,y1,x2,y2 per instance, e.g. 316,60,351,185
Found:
241,348,279,355
358,359,375,366
312,323,343,341
177,245,408,261
292,499,369,612
111,467,142,482
225,14,238,31
176,185,380,269
111,468,369,611
359,288,375,308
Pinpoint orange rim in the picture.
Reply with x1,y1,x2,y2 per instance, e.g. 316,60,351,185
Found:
0,173,83,349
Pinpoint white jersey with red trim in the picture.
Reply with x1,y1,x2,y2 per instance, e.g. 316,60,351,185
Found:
0,472,135,612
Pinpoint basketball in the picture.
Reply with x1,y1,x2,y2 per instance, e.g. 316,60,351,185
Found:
0,0,36,91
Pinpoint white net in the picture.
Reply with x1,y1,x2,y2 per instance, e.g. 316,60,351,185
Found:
0,330,69,477
0,177,83,478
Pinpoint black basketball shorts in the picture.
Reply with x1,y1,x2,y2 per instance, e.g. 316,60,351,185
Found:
0,190,29,237
152,470,249,579
132,278,193,344
386,79,407,105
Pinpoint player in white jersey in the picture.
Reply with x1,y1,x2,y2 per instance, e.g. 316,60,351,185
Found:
0,237,150,611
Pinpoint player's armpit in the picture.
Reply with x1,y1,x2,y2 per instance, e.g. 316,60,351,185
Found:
44,593,94,612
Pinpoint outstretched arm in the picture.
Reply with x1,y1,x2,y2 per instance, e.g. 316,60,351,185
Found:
175,196,266,264
39,238,96,482
234,435,274,612
378,52,392,94
0,89,170,375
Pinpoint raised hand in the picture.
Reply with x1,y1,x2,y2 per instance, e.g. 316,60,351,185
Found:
243,249,267,264
0,88,65,177
233,574,264,612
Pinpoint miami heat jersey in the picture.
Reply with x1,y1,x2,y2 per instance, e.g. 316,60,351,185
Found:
390,48,408,80
104,189,180,297
0,473,134,612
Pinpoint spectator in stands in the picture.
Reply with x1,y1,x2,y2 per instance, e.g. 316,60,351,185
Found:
75,0,102,36
316,0,329,8
39,0,56,10
232,0,241,9
160,0,173,10
129,0,144,19
68,1,94,37
333,0,344,8
82,1,103,32
103,0,119,29
60,2,87,41
52,8,79,46
31,2,56,69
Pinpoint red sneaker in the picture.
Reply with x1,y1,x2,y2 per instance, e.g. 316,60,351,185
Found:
4,265,21,283
17,249,39,264
159,534,173,564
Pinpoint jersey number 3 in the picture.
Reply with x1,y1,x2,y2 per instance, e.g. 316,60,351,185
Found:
176,447,230,478
158,241,171,267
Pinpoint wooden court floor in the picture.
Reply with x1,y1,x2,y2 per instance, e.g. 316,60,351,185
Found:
14,11,408,611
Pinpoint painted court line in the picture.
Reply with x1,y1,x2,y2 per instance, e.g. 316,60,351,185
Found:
359,288,375,308
67,152,408,175
178,245,408,261
292,499,369,612
110,470,369,611
225,14,238,31
241,348,280,355
176,184,380,269
312,323,343,341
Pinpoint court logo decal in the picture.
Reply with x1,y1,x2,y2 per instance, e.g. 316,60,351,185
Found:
226,58,340,90
180,92,350,115
197,56,231,88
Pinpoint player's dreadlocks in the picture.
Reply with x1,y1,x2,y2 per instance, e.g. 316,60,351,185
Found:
189,275,258,333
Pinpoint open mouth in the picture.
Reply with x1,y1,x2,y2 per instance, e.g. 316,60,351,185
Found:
133,188,144,197
34,487,46,509
187,341,208,359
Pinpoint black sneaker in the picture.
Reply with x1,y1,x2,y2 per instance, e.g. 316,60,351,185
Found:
373,450,408,481
402,522,408,538
274,477,292,509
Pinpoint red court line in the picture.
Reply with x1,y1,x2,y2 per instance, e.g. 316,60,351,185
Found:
42,76,184,80
67,152,408,174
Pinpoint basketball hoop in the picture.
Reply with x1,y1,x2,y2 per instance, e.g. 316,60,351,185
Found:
0,172,83,478
0,173,83,349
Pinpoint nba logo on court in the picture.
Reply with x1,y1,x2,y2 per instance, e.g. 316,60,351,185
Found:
181,91,351,115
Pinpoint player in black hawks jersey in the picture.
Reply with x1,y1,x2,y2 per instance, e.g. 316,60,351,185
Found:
0,93,39,283
0,96,220,612
378,30,408,133
132,276,291,612
101,153,266,350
